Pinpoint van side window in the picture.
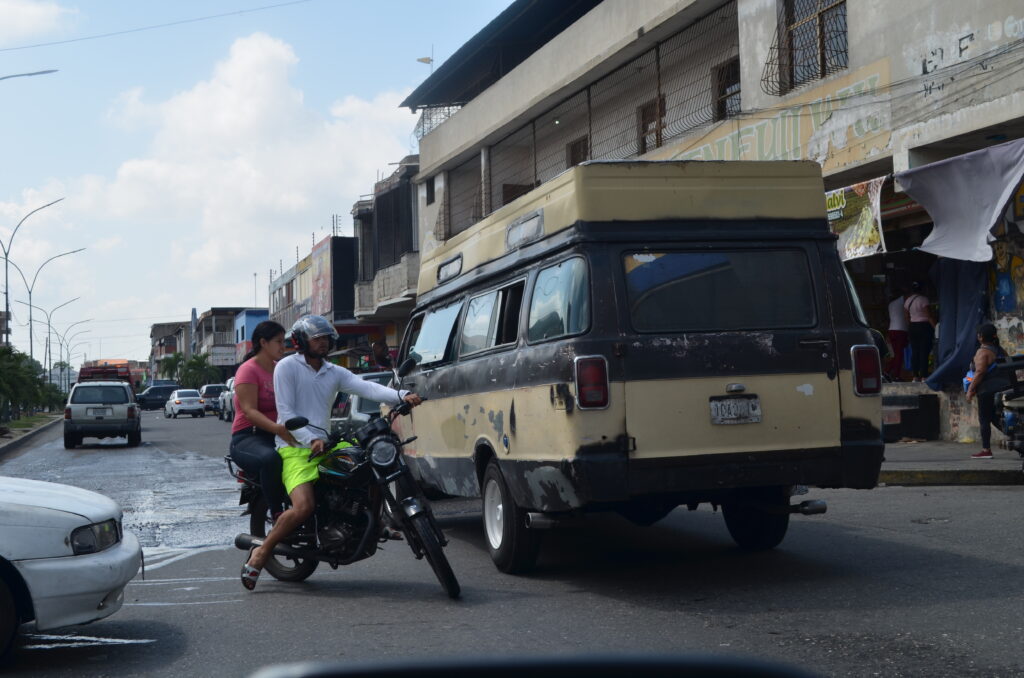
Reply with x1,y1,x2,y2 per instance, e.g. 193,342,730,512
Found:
527,257,590,342
407,301,463,365
461,281,525,356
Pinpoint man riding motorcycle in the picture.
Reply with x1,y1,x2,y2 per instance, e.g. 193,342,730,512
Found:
241,314,422,590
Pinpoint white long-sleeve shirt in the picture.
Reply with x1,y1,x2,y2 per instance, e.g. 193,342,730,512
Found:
273,352,406,449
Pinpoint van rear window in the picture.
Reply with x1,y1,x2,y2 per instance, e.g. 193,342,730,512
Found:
623,250,816,332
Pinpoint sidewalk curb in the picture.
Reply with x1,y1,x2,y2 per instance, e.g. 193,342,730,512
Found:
0,417,63,459
879,469,1024,486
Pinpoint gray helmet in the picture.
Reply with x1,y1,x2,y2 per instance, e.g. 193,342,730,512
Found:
290,315,338,353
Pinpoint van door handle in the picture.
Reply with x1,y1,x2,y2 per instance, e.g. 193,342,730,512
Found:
799,338,833,349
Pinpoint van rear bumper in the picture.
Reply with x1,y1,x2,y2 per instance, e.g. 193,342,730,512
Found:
496,440,884,512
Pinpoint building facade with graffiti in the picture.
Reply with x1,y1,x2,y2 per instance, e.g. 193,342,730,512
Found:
404,0,1024,440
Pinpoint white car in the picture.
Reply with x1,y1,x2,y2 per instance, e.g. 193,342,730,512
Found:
163,389,205,418
0,476,141,655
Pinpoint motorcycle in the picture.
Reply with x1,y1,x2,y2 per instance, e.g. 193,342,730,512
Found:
976,354,1024,459
228,380,460,598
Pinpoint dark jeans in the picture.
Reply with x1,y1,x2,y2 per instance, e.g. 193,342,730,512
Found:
977,391,995,449
230,430,286,516
887,329,909,378
909,322,933,378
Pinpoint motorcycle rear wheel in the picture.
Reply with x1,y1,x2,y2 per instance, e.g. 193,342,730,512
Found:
248,498,319,582
407,513,460,599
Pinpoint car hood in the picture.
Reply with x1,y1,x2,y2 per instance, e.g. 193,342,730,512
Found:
0,476,121,523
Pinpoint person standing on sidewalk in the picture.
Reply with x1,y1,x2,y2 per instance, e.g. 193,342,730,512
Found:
886,287,909,380
965,323,1004,460
904,282,935,382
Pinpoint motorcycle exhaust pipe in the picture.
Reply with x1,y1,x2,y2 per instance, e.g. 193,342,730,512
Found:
234,533,319,560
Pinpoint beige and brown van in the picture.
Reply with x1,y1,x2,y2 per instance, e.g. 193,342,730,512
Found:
394,161,883,573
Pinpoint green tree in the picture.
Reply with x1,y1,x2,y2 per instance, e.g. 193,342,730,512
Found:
160,351,184,381
178,353,222,389
0,346,44,421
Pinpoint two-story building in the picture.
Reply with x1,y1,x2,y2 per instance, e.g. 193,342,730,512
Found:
192,307,246,373
147,321,187,384
234,308,269,365
402,0,1024,440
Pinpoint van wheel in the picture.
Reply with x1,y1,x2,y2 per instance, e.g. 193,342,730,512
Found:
63,433,77,449
482,460,541,574
0,578,16,657
127,431,141,447
722,486,790,551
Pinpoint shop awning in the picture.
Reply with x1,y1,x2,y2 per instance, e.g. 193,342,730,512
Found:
895,137,1024,262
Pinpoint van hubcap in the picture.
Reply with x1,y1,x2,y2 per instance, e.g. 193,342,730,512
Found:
483,478,504,550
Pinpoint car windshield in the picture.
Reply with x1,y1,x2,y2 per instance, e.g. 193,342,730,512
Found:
177,390,201,398
72,386,129,404
203,386,225,396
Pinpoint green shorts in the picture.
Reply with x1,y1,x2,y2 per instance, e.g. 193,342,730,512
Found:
278,441,353,495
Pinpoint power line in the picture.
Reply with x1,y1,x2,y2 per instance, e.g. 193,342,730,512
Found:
0,0,315,53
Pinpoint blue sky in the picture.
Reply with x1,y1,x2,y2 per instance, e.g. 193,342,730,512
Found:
0,0,508,363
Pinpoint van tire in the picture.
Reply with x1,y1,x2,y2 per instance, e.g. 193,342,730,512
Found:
127,431,141,447
722,486,790,551
63,433,77,449
482,460,541,574
0,578,16,657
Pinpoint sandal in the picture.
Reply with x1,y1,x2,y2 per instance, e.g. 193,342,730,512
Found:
241,547,261,591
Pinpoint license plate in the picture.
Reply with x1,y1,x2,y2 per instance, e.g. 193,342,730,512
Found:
709,395,761,425
87,408,112,416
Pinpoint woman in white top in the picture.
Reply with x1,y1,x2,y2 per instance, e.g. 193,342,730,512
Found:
903,281,935,382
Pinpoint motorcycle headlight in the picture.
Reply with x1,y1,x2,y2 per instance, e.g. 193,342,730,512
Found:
70,519,121,555
369,438,398,467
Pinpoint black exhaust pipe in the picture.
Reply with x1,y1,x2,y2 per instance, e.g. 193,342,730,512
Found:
234,533,318,560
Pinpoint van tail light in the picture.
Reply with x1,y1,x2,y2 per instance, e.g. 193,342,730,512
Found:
852,345,882,396
575,356,609,409
127,406,136,419
64,407,71,419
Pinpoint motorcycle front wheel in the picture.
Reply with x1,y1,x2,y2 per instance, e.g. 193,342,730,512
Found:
407,513,460,599
249,498,319,582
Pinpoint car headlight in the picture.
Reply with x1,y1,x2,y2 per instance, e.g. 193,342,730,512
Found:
369,438,398,467
70,519,120,555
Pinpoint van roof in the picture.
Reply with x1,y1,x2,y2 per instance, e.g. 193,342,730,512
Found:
418,160,827,298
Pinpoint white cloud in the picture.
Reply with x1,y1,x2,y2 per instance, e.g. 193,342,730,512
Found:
3,31,418,361
0,0,75,46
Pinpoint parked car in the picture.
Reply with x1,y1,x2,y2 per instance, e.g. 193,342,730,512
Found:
0,476,141,656
136,384,178,411
164,389,205,418
218,377,235,422
329,371,393,439
63,381,141,449
199,383,226,412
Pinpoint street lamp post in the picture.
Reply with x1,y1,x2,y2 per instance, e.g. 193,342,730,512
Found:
1,198,64,347
54,320,92,391
3,247,85,361
15,297,78,382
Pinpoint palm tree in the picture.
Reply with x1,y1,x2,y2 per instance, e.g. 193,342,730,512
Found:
160,352,184,381
178,354,222,389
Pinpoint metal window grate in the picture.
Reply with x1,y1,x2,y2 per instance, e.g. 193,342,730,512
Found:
489,123,536,213
448,155,482,236
535,91,590,184
761,0,848,96
590,48,659,160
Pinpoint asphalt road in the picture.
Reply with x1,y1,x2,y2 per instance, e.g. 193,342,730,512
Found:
2,413,1023,677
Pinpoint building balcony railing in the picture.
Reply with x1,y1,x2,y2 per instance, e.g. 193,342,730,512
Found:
355,251,420,320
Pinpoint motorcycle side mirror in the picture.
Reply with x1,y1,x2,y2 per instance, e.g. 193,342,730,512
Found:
285,417,309,431
397,358,418,379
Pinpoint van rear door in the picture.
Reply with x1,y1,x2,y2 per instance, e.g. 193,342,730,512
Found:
619,244,841,461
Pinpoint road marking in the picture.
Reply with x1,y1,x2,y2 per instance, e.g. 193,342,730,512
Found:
129,576,237,586
141,545,224,572
125,600,241,606
23,633,156,650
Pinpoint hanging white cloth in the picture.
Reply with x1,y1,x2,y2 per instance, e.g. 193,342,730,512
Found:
895,137,1024,262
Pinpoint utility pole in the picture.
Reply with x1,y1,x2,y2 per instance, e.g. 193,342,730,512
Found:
1,198,64,346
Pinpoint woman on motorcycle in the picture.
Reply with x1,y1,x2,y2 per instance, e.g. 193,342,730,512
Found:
241,315,421,590
229,320,298,521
